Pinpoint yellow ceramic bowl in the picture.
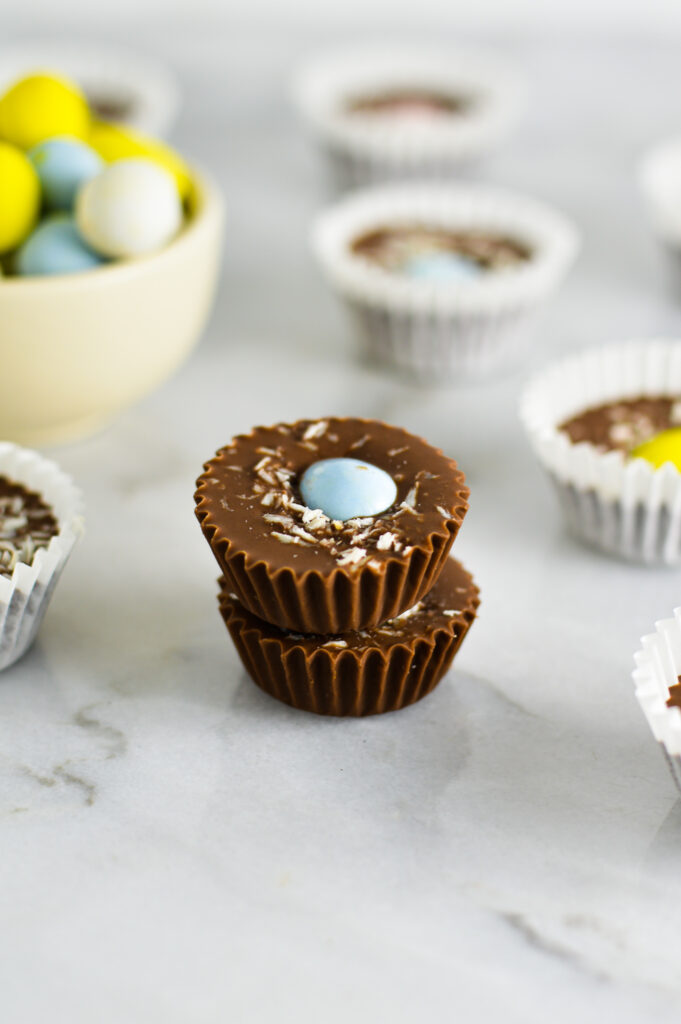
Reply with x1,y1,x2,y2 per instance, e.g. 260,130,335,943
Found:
0,169,224,446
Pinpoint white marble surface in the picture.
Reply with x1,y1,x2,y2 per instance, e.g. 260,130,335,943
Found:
4,25,681,1024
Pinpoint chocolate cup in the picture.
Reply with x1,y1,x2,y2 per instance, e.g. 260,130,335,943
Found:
195,417,469,634
218,556,480,717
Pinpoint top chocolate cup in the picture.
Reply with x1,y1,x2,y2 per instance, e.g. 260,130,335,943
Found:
195,417,469,634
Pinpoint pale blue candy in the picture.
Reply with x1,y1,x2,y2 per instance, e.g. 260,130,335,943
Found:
16,216,107,276
300,457,398,521
28,138,103,211
405,251,482,283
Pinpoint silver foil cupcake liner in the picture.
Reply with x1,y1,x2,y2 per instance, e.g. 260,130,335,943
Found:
312,183,579,382
294,45,526,191
0,443,83,670
521,338,681,565
633,610,681,793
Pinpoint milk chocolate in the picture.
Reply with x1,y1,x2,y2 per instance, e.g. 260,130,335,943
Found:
560,396,681,455
345,90,472,117
352,226,532,275
219,556,479,716
195,418,469,634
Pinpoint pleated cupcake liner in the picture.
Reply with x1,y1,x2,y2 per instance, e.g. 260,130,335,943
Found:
311,183,579,382
633,609,681,793
218,560,480,717
197,502,463,635
521,338,681,565
294,45,526,190
0,443,84,670
639,137,681,246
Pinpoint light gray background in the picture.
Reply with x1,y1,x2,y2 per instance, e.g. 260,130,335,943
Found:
3,9,681,1024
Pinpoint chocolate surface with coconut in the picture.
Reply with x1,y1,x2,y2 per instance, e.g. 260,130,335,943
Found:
560,396,681,454
0,476,59,578
196,417,468,575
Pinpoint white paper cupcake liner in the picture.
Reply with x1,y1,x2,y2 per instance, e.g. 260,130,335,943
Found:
0,443,83,670
294,46,527,190
312,183,579,381
633,611,681,792
639,137,681,247
0,40,180,137
521,338,681,565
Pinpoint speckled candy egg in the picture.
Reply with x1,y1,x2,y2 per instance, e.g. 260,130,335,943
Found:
76,158,182,258
405,251,482,283
0,141,40,253
28,137,103,211
632,429,681,472
0,73,90,150
300,457,398,521
16,216,106,276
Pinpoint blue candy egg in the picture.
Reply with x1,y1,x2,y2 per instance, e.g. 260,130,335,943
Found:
405,251,481,283
28,137,103,211
300,458,398,521
16,216,107,276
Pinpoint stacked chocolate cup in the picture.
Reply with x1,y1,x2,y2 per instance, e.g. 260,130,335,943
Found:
195,417,479,716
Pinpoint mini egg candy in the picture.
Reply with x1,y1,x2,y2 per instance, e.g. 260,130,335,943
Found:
76,158,182,259
405,251,482,283
0,73,90,150
89,121,192,201
28,137,103,211
632,429,681,472
16,216,106,276
300,458,398,521
0,141,40,253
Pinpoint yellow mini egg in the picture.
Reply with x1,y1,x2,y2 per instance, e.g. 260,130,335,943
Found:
89,121,192,200
632,428,681,471
0,142,40,253
0,73,90,150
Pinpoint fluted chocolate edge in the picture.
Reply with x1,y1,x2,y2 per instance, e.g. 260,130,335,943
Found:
195,418,469,634
218,575,480,717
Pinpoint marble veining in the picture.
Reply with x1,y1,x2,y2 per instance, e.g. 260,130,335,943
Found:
2,23,681,1024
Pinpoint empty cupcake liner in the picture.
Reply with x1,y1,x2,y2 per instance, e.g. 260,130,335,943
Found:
312,183,579,381
219,557,480,716
294,45,526,190
521,339,681,565
0,40,180,136
633,610,681,792
0,443,83,670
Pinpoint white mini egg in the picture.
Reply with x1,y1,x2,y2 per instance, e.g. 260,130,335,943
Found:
75,157,182,258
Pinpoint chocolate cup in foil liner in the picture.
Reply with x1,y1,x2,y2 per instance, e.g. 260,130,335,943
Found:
0,443,83,671
311,183,579,383
633,609,681,794
219,556,480,717
195,418,469,634
294,46,526,191
521,338,681,566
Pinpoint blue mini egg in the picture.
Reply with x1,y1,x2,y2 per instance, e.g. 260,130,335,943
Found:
28,137,103,211
16,216,107,276
300,458,398,521
405,251,482,283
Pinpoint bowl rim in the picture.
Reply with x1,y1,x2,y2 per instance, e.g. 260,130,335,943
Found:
0,164,224,293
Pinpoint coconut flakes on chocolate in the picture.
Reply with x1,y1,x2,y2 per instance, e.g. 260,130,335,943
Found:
0,477,59,578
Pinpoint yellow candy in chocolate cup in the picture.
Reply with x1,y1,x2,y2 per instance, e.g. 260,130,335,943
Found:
0,73,90,150
89,121,192,201
632,428,681,471
0,142,40,253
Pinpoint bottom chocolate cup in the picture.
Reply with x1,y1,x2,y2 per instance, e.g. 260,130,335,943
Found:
218,557,480,717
